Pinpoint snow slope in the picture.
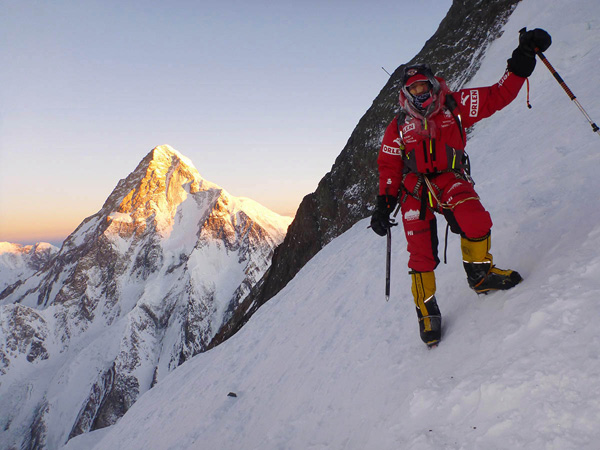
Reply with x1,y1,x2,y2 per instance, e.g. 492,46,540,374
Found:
67,0,600,449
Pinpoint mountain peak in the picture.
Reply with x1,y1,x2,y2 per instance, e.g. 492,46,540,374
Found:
148,144,197,171
109,146,221,225
141,144,202,186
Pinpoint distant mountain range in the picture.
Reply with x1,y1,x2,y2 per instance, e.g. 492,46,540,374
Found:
0,145,291,449
0,242,59,292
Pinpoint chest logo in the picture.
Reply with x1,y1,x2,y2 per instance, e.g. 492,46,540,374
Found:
402,123,416,134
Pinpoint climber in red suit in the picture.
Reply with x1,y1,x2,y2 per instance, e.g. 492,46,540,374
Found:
370,28,552,347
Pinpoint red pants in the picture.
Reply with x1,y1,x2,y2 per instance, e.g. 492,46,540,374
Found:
400,172,492,272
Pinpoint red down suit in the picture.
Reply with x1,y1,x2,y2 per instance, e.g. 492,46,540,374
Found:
377,70,526,272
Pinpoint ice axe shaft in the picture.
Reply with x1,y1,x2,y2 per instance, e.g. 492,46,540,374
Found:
385,214,399,302
385,226,392,301
536,50,600,137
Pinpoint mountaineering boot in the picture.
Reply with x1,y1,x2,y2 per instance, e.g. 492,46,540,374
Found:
461,233,523,294
410,271,442,347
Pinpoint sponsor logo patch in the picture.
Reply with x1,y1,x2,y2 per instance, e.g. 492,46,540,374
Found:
469,89,479,117
402,122,416,134
382,145,401,155
498,71,509,86
441,118,455,128
404,209,420,222
448,182,463,193
407,229,429,236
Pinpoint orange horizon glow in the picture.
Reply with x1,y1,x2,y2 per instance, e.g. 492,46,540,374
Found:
0,199,298,246
0,205,94,245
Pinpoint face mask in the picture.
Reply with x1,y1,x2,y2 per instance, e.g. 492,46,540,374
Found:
413,92,432,109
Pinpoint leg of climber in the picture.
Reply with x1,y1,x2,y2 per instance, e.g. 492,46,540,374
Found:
438,175,522,293
410,270,442,347
401,193,442,346
461,233,523,293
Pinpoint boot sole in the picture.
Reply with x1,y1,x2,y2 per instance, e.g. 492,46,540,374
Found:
472,278,523,294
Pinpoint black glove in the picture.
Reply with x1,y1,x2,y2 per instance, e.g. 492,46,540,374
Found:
519,27,552,56
370,195,397,236
507,27,552,77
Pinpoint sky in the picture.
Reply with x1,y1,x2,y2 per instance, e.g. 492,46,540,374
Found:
0,0,452,246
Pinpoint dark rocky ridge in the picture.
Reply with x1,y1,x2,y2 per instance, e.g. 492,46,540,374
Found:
210,0,523,348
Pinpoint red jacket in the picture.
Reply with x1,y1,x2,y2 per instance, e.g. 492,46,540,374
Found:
378,71,526,196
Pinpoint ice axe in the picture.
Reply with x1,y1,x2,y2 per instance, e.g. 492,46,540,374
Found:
385,208,400,302
385,223,394,301
369,204,399,301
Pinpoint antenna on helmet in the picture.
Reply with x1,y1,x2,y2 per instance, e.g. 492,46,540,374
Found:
381,67,392,77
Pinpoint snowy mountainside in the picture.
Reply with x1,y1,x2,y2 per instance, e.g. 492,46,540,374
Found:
0,242,58,292
71,1,600,449
0,145,291,450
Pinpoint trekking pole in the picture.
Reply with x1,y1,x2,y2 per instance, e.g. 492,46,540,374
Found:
536,50,600,138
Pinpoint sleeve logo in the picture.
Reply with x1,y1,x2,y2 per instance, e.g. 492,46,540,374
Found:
382,145,401,155
498,71,509,86
460,91,470,106
469,89,479,117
